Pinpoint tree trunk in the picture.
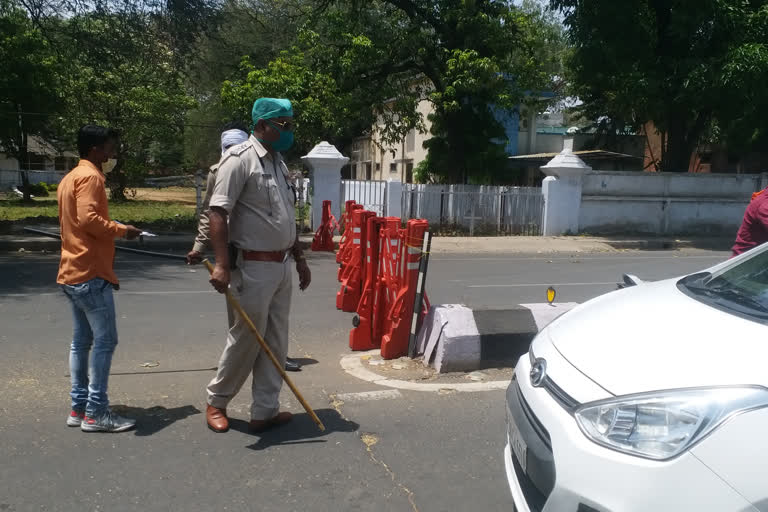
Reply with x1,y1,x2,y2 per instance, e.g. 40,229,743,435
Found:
107,159,128,202
17,105,33,203
660,120,693,172
19,170,32,203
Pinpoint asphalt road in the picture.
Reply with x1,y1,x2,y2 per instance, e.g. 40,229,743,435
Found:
0,248,730,512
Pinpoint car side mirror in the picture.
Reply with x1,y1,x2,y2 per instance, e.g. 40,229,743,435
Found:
617,274,644,289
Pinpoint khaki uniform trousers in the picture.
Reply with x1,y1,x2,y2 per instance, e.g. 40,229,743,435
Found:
206,258,292,420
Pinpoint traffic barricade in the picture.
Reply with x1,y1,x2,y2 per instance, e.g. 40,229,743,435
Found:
336,201,359,265
380,219,430,359
349,216,388,350
311,200,338,252
336,209,376,311
337,203,363,281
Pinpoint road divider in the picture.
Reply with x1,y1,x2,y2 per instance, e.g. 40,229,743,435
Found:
417,303,578,373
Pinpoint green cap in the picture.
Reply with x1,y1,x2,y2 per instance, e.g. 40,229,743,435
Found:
251,98,293,125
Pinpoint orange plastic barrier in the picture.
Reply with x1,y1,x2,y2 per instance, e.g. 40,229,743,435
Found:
336,201,360,265
379,219,429,359
311,200,338,252
336,209,376,312
336,203,363,281
349,216,388,350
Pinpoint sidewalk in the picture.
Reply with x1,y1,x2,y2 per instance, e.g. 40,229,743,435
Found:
0,227,733,253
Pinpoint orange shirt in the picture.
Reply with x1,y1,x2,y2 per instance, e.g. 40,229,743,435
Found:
57,160,127,285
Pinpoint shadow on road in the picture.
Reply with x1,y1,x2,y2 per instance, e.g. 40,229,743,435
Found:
289,357,319,367
111,404,201,436
228,408,359,451
0,252,191,298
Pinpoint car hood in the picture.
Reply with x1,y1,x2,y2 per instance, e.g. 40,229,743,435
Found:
547,279,768,396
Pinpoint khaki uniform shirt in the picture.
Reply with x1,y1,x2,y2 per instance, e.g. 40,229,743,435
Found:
192,164,218,253
209,136,296,251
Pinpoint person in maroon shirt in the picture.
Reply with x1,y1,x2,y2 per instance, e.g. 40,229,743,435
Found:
732,189,768,256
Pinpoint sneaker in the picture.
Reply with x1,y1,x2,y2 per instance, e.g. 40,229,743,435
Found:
67,410,85,427
81,410,136,433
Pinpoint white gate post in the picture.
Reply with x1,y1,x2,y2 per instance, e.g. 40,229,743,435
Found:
540,138,591,236
301,141,349,230
385,179,403,218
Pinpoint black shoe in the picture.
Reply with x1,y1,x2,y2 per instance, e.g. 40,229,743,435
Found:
285,358,302,372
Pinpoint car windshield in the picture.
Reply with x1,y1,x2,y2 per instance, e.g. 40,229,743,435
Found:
679,248,768,322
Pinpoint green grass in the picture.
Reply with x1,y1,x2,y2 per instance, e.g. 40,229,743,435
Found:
0,196,197,231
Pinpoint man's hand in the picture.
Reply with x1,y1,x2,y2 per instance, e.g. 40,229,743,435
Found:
296,259,311,291
124,225,142,240
186,250,203,265
209,263,230,293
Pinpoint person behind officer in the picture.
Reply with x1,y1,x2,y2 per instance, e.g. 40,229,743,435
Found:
186,121,302,372
186,121,249,265
204,98,311,433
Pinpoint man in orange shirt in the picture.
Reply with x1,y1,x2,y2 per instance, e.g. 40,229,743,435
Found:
57,125,142,432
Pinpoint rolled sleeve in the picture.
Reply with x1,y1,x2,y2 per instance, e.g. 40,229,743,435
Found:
210,157,246,214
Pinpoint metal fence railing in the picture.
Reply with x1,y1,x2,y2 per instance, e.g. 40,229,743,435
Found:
401,184,544,235
342,179,387,216
1,169,66,189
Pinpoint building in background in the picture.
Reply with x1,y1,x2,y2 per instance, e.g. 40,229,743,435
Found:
0,136,78,189
347,96,646,184
0,136,78,172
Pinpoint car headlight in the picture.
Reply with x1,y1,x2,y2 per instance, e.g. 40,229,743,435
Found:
575,387,768,460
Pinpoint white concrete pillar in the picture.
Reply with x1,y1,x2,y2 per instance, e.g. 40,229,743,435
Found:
385,179,403,218
301,141,349,230
540,138,591,236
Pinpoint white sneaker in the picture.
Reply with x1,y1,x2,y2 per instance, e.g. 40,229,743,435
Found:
81,410,136,433
67,410,85,427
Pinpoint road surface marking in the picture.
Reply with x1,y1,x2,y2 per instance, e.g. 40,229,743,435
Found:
468,281,618,288
334,390,403,402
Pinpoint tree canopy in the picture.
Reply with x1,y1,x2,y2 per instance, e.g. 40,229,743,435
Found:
552,0,768,171
2,0,765,189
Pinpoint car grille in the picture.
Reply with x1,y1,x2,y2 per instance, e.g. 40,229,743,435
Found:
507,376,556,512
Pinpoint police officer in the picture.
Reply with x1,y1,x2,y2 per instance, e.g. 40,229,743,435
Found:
204,98,311,433
186,121,302,372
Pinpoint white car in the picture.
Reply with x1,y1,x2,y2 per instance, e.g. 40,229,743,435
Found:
504,244,768,512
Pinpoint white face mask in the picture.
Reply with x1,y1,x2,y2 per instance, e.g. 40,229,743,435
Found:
102,159,117,174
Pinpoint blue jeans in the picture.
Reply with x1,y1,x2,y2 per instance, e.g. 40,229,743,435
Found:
61,278,118,416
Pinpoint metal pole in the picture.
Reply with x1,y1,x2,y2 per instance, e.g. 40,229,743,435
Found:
23,227,187,261
407,230,432,358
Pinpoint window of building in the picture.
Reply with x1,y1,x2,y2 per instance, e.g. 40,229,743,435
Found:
390,162,398,173
21,154,46,171
406,130,415,153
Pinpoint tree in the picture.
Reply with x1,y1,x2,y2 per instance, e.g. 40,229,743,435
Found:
552,0,768,172
221,46,350,158
0,0,61,201
50,9,196,200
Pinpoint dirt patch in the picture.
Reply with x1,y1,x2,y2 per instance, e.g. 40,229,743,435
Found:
361,354,514,384
129,187,198,204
